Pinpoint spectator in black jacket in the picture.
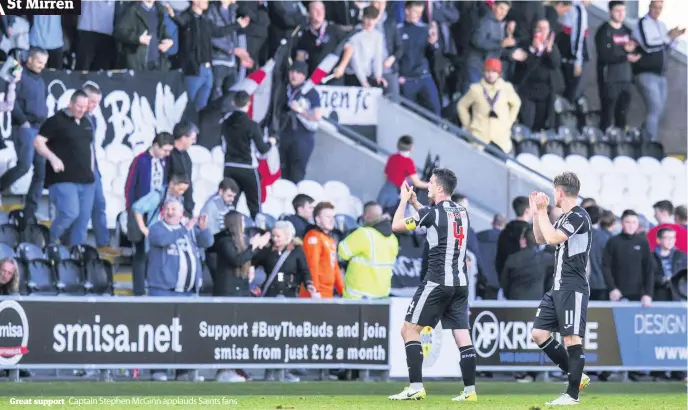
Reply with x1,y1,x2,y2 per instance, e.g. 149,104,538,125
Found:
222,91,276,219
501,226,552,300
167,120,198,217
325,0,363,30
511,19,561,131
242,1,270,66
652,227,687,301
495,196,532,276
477,213,506,297
587,207,616,301
166,0,236,112
603,210,654,306
595,1,639,131
268,1,307,58
283,194,315,239
372,0,404,100
2,47,48,221
115,1,174,71
465,0,511,89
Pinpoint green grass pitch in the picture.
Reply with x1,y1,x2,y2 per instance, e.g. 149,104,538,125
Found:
0,381,685,409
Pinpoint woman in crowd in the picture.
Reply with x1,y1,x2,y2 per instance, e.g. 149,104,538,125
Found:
252,220,319,382
212,211,270,383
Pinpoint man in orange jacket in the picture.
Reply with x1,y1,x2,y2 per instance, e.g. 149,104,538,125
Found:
301,201,344,298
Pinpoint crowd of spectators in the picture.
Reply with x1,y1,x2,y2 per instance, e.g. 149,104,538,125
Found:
0,0,684,384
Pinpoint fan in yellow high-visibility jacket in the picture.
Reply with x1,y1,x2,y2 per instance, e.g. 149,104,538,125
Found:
338,202,399,299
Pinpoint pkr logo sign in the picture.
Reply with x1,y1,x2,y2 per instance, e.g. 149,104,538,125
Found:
471,311,500,358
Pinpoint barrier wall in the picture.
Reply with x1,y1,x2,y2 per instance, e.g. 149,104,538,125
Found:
1,297,684,375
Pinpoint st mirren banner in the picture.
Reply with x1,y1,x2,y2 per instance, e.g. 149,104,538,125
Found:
0,298,389,369
316,85,382,126
2,70,191,154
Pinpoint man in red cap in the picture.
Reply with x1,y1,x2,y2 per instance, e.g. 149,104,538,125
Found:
457,57,521,154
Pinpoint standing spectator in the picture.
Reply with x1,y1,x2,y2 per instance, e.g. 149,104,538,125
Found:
131,175,190,296
28,16,64,69
115,1,174,71
338,201,398,299
652,227,687,301
242,1,270,67
423,0,460,102
199,178,238,236
647,200,687,253
295,1,350,83
377,135,427,214
603,210,653,306
324,1,363,30
675,205,687,228
166,0,229,112
75,1,117,70
345,6,385,88
632,0,684,141
477,214,506,298
267,1,307,59
0,66,19,133
371,0,404,100
146,198,213,382
282,194,314,239
495,196,532,275
553,1,589,103
301,202,344,298
506,2,546,46
1,48,47,222
167,120,198,217
222,91,276,219
465,0,512,88
278,61,322,184
33,91,94,246
511,19,561,132
595,1,638,131
457,58,521,154
206,0,252,99
588,208,616,301
82,85,110,251
124,132,175,211
398,1,441,115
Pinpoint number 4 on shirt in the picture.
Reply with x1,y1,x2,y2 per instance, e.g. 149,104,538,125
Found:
452,221,464,248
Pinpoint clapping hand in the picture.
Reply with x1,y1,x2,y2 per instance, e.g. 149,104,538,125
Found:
185,216,198,231
197,214,208,230
399,180,414,202
624,40,637,53
534,192,549,212
529,192,539,214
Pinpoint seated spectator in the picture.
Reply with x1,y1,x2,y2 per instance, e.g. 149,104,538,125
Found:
465,0,512,89
295,1,350,83
146,198,213,382
457,58,521,155
647,200,687,253
511,18,561,132
28,15,64,69
675,205,687,228
345,6,386,89
398,1,441,115
200,178,239,236
338,202,398,299
371,0,404,100
301,202,343,299
282,194,315,239
0,257,19,296
115,0,174,71
377,135,427,213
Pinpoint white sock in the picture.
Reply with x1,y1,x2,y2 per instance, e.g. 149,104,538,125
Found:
410,382,423,391
464,385,476,394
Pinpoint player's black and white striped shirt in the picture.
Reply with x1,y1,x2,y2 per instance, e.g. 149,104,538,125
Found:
404,200,470,287
552,205,592,293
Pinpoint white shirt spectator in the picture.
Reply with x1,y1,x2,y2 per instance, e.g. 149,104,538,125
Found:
347,28,384,85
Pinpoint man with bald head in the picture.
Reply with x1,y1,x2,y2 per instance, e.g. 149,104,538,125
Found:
338,201,399,300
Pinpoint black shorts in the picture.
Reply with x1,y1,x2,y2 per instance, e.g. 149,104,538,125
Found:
533,290,589,337
405,280,469,329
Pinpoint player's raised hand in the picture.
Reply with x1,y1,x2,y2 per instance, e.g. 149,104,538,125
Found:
399,180,413,202
535,192,549,212
529,192,538,213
